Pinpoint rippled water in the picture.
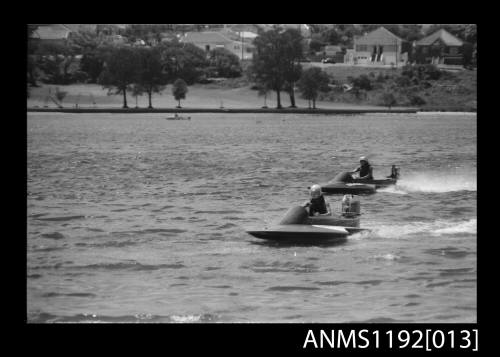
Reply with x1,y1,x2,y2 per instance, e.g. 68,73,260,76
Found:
27,112,476,323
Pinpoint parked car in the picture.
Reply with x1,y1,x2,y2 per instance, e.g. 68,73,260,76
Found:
321,57,336,64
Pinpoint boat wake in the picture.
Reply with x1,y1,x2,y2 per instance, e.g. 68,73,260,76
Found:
379,171,476,194
362,218,477,239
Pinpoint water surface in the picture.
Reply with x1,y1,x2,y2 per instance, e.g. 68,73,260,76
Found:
27,112,476,323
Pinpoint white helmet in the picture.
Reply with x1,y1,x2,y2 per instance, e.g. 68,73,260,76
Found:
359,156,369,164
310,184,322,198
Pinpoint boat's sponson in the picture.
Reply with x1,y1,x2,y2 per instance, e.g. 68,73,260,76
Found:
321,182,376,195
247,224,349,242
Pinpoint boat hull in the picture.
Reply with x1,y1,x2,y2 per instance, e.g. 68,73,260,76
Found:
351,178,397,188
247,224,349,242
321,182,376,195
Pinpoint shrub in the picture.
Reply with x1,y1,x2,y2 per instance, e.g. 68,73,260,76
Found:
351,74,372,91
208,48,242,78
422,64,442,80
407,94,426,106
376,72,386,83
395,75,412,87
380,91,397,108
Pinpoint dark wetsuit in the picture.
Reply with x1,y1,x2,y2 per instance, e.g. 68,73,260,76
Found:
308,195,328,216
355,164,373,179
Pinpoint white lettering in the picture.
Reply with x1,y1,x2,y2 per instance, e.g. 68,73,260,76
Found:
337,330,356,348
303,329,318,348
358,329,370,348
320,330,335,348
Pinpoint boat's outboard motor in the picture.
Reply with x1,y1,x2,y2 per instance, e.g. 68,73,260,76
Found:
279,205,309,225
341,195,361,217
388,165,400,179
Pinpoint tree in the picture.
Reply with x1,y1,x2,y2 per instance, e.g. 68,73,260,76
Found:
381,91,397,109
27,54,39,86
251,27,302,109
27,25,40,86
80,52,105,83
321,28,341,45
282,28,304,108
351,74,373,91
158,42,209,85
98,46,140,108
257,83,271,108
297,67,330,109
407,94,426,106
309,38,325,53
172,78,188,108
333,24,361,47
35,41,77,84
54,87,68,107
136,47,166,108
208,48,242,78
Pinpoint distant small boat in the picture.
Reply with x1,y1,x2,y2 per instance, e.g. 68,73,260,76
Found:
166,114,190,120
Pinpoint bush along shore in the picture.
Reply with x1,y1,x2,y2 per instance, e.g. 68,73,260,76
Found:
315,65,477,112
27,63,476,114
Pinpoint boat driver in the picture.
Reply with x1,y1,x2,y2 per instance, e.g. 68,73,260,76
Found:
304,184,331,216
351,156,373,180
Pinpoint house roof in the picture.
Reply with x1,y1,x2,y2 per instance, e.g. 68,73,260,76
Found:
33,24,72,40
355,27,403,45
324,45,342,52
181,31,233,44
416,29,464,46
237,31,258,39
62,24,97,33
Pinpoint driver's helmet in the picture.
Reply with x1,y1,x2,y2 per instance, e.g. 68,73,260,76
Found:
310,184,322,198
359,156,369,164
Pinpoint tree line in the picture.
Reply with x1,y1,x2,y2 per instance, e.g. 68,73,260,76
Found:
27,27,243,108
28,25,333,109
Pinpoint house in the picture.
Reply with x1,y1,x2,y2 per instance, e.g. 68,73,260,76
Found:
323,45,345,62
414,29,464,65
237,31,258,41
62,24,98,33
344,49,356,64
180,31,254,60
352,27,407,66
31,24,73,45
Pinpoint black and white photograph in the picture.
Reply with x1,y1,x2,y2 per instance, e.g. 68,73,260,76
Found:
27,24,477,327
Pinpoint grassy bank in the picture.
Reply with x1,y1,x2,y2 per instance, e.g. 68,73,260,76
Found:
27,83,413,111
318,65,477,111
27,65,476,112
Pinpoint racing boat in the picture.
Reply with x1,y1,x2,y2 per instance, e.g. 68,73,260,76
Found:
246,195,368,243
166,115,191,120
320,166,399,195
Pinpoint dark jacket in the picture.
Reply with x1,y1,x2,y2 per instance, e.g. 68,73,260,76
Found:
354,163,373,179
308,195,328,216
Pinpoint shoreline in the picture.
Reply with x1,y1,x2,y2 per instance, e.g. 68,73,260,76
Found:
26,107,477,115
27,107,421,114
